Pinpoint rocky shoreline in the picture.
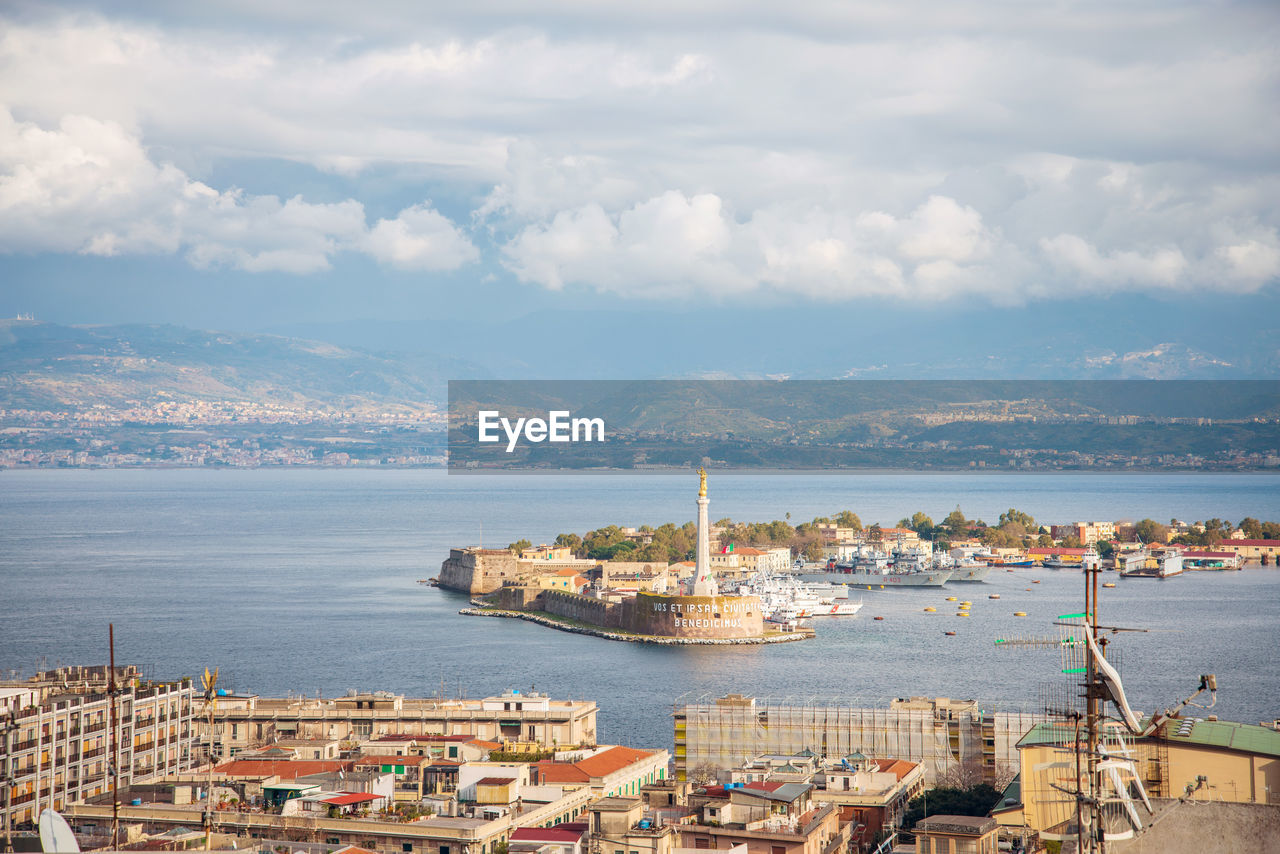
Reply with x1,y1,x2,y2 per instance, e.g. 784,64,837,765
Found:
458,606,811,645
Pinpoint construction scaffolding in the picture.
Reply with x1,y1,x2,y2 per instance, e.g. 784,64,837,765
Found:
673,693,1049,784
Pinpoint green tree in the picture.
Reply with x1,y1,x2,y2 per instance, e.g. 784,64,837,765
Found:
554,532,583,554
1095,539,1115,558
942,507,969,538
998,508,1035,530
901,784,1001,839
1238,517,1263,539
1134,518,1169,544
507,539,532,555
834,510,862,530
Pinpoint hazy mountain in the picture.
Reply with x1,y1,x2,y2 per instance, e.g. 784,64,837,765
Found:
0,320,483,411
264,298,1280,380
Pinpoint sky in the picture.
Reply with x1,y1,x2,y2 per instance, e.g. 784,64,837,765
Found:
1,1,1279,373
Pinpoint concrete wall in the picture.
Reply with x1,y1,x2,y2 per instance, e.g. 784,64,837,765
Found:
543,590,620,628
623,594,764,639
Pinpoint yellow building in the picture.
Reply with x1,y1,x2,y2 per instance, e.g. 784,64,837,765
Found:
1002,718,1280,835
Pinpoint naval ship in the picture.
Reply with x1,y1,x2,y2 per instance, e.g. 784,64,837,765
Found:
798,547,954,587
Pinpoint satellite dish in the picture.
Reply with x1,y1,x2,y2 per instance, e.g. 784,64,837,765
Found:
39,809,81,853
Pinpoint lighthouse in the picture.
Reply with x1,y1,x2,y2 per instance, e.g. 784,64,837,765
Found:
692,468,717,596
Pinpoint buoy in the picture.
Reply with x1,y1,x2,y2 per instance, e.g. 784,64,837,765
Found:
873,616,885,621
1103,582,1116,588
1014,611,1027,617
867,586,873,590
1025,588,1032,591
946,596,957,601
945,631,957,636
879,585,885,589
924,607,937,612
989,594,1001,599
960,601,972,606
1032,580,1041,584
956,612,970,617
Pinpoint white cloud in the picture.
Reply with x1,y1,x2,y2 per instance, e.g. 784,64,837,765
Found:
364,204,479,271
1040,234,1189,289
0,109,476,274
0,5,1277,300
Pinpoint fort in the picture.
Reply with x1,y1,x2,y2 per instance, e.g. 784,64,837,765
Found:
446,472,802,643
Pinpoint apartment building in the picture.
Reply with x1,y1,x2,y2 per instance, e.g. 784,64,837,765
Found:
204,690,598,759
0,665,198,829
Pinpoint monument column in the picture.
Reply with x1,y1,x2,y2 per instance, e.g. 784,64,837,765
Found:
693,468,716,596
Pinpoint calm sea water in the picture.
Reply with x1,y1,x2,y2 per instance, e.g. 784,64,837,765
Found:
1,469,1278,751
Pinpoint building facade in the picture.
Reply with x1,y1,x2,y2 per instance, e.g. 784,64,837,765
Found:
0,665,198,829
203,690,598,759
674,695,1045,785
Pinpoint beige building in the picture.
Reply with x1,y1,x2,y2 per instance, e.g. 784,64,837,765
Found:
912,815,998,854
1218,539,1280,562
0,665,198,829
68,782,595,854
1050,521,1116,545
1003,717,1280,836
675,695,1043,784
204,690,598,759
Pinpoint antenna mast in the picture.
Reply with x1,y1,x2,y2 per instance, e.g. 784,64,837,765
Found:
109,625,120,852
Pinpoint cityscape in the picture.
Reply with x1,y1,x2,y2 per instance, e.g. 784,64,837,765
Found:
3,1,1280,853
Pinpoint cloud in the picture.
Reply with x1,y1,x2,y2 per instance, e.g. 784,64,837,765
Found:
0,6,1278,301
363,204,479,271
0,108,476,274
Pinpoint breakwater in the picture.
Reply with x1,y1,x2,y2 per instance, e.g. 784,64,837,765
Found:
459,606,810,645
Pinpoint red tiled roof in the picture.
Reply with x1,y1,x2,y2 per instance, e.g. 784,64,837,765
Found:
476,776,517,786
1183,550,1237,558
468,739,502,750
323,793,381,806
1222,539,1280,546
214,759,352,777
872,759,918,780
536,746,655,784
743,781,784,792
1028,547,1088,555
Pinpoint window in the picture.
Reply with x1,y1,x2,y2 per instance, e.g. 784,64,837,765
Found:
441,847,451,854
772,847,786,854
403,845,414,853
327,839,341,846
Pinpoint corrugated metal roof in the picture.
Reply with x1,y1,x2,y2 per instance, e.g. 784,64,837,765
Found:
1165,719,1280,757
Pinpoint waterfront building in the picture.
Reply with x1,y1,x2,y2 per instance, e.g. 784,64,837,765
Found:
0,665,198,829
673,695,1046,785
203,690,598,759
1218,538,1280,562
1050,522,1116,546
476,473,774,642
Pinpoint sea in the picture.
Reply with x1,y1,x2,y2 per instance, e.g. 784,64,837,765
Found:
2,469,1278,752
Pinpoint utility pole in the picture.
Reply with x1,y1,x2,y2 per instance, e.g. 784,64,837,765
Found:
2,708,18,854
201,668,219,852
109,625,120,852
